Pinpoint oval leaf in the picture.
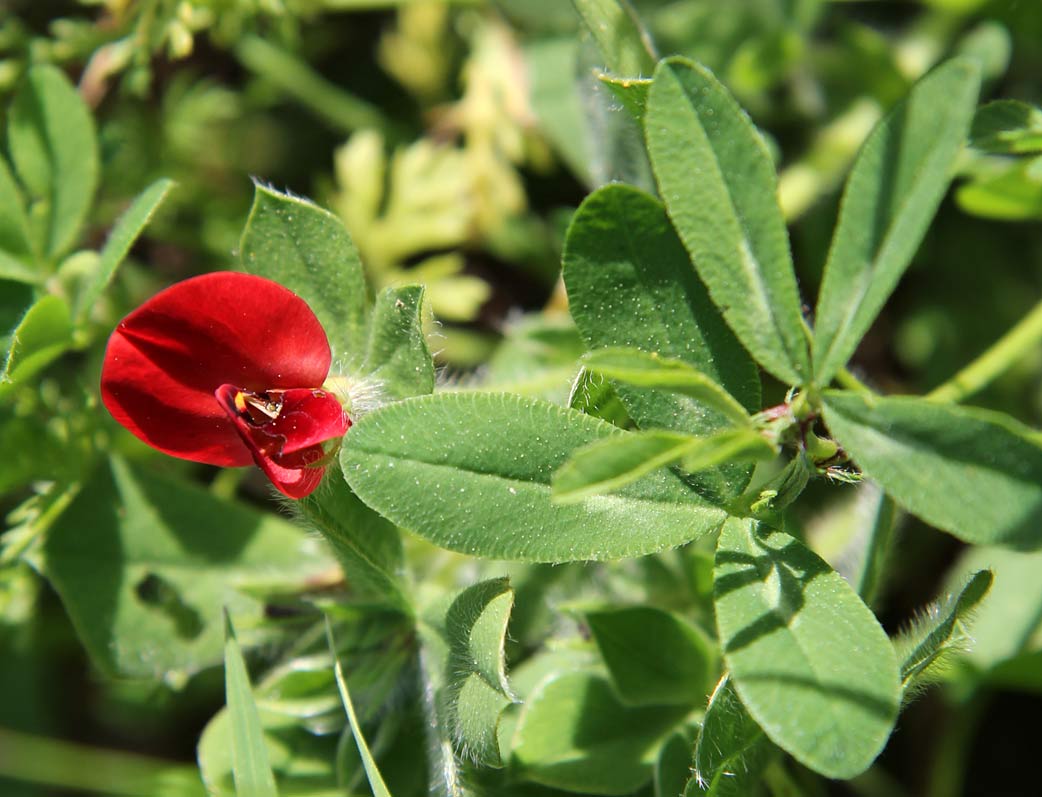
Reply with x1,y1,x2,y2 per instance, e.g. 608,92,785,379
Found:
241,183,370,363
812,58,981,383
441,578,516,766
512,671,687,795
645,57,810,385
8,64,98,259
341,393,728,562
585,605,716,707
714,518,899,778
563,184,761,433
824,391,1042,549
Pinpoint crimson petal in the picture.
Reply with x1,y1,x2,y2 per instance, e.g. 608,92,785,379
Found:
215,385,348,498
101,272,333,466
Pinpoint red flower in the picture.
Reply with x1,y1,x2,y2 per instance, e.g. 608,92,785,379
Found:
101,271,349,498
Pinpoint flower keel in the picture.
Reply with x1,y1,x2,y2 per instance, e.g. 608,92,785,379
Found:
216,385,349,498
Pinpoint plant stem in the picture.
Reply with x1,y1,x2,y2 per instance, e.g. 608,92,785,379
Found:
834,367,875,396
0,727,205,797
927,297,1042,404
925,691,988,797
234,36,403,139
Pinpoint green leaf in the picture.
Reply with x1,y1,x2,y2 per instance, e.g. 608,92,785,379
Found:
746,452,814,517
956,155,1042,221
235,35,396,136
895,570,992,693
0,410,77,493
241,183,370,364
553,427,774,504
7,65,98,259
526,38,592,186
76,178,174,322
43,458,334,679
585,605,716,706
823,391,1042,548
436,578,516,767
568,367,632,428
714,518,899,778
0,155,35,271
970,100,1042,154
645,57,810,385
296,465,408,613
691,675,770,796
655,732,693,797
512,671,687,795
223,615,279,797
198,705,341,797
577,39,657,190
945,546,1042,675
342,393,729,562
581,348,754,427
362,284,435,401
564,185,760,433
599,75,650,123
572,0,657,76
812,57,981,384
329,620,394,797
0,294,72,400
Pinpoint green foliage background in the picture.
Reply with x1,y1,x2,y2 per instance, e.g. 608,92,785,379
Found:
3,1,1042,796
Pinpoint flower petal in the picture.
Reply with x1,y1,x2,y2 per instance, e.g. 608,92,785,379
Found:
101,272,333,466
215,385,348,498
255,451,328,499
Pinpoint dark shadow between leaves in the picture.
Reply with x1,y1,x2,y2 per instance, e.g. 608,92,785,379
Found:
135,572,204,639
715,528,832,654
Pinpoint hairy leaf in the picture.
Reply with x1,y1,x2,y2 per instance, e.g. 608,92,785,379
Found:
895,570,992,693
813,58,981,383
646,57,810,385
363,284,435,401
573,0,657,76
824,391,1042,548
553,427,774,504
714,518,899,778
241,183,370,363
342,393,729,562
691,675,769,796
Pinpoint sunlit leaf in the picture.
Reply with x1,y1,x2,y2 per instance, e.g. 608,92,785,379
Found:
812,58,981,383
645,57,811,385
714,518,899,778
342,393,729,562
824,390,1042,548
